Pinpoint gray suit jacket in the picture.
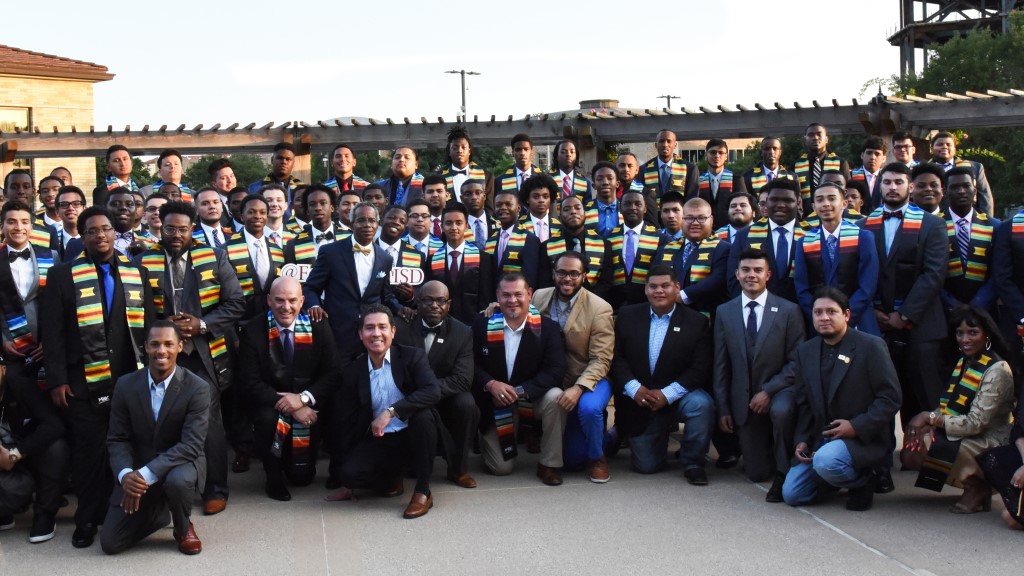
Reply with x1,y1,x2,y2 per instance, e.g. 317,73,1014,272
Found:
106,366,210,491
713,292,805,426
783,329,901,468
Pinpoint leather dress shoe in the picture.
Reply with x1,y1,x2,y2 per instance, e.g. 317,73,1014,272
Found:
589,456,610,483
175,522,202,555
403,492,433,519
765,474,786,503
72,523,97,548
536,464,563,486
265,482,292,502
684,467,709,486
203,498,227,515
231,453,251,473
874,470,895,494
377,477,404,498
447,472,478,488
715,454,740,469
846,474,878,511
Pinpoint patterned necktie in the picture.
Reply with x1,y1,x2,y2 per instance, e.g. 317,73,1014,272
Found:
212,228,223,248
172,256,186,313
562,173,572,198
826,234,838,268
957,218,971,264
268,232,280,246
811,157,822,188
432,217,442,239
449,250,461,283
498,230,509,265
775,228,789,274
766,170,774,183
746,301,759,342
624,230,636,274
473,219,486,249
660,164,671,193
682,241,696,263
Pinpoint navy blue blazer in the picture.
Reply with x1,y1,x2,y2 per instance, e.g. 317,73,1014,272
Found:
665,238,731,317
793,226,880,334
302,237,401,357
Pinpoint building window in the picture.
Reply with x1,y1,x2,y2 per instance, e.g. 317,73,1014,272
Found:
0,107,30,132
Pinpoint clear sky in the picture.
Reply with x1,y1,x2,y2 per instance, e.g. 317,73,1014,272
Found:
5,0,902,128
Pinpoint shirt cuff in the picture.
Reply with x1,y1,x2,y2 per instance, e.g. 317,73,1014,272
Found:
661,382,688,404
138,466,158,485
680,290,690,305
302,390,316,407
624,380,641,399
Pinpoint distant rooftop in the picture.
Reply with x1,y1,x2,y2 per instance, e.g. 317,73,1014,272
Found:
0,44,114,82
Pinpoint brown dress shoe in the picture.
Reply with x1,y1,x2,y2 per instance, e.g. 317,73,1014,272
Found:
447,472,478,489
589,456,610,483
403,492,433,519
175,522,202,555
536,464,563,486
202,499,227,515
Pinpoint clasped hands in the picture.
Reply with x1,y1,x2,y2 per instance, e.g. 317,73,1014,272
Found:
275,392,317,427
632,386,668,412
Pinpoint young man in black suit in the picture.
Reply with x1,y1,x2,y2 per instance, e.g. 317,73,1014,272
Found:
42,206,155,548
327,305,441,519
237,277,340,501
396,280,479,489
485,190,541,292
100,321,210,555
611,264,715,485
781,288,902,511
427,202,492,326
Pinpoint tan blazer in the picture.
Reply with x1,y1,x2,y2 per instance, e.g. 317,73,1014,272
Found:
532,287,614,391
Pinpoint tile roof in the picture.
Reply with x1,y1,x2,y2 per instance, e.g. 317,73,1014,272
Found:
0,44,113,82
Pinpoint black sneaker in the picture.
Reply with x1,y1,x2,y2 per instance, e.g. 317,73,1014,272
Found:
0,514,14,531
28,514,56,543
766,474,786,503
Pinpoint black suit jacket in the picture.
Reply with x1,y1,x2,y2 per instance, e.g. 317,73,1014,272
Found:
727,221,805,302
236,314,341,408
132,247,246,386
610,303,712,437
695,172,749,233
107,367,210,489
425,245,493,325
395,316,474,399
665,238,731,316
49,230,83,262
857,209,948,343
42,256,156,398
302,237,401,357
335,345,441,457
783,330,901,468
378,174,424,207
471,313,567,430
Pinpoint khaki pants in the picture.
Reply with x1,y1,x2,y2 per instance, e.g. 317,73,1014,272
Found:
481,387,567,474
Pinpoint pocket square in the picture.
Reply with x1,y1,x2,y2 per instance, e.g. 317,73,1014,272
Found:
376,270,386,278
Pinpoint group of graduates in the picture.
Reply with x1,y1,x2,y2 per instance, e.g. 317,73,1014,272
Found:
1,122,1023,557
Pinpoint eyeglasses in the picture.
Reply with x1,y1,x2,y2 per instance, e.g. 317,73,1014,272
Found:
85,226,114,237
163,226,192,236
682,216,710,224
57,201,85,209
418,297,449,307
554,270,583,280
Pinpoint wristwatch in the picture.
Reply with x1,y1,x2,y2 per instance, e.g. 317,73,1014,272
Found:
198,319,208,335
387,406,397,418
8,448,21,464
299,392,312,407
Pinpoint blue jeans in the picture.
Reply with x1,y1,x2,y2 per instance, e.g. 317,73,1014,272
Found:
563,379,613,469
628,389,713,473
782,438,868,506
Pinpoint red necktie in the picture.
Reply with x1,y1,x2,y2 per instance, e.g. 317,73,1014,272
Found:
432,217,442,238
449,250,461,284
342,180,350,191
562,174,572,198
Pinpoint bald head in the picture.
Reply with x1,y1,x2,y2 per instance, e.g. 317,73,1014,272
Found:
420,280,450,299
268,276,304,326
417,280,451,326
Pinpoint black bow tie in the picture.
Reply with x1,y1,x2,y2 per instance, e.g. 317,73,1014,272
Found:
452,169,467,176
8,248,30,262
884,210,903,220
424,323,443,335
316,231,335,242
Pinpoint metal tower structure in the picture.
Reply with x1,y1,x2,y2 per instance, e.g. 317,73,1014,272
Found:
889,0,1022,77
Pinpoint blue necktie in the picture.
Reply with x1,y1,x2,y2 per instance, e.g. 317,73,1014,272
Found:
746,301,758,342
826,234,838,271
99,263,114,317
660,164,671,193
474,219,486,249
395,180,406,205
775,228,789,275
282,328,294,364
682,241,696,264
624,230,636,274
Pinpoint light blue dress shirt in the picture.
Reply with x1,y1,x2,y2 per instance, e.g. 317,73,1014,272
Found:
369,351,407,433
623,307,688,403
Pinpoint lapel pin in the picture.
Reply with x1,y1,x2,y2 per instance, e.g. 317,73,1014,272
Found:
771,307,778,312
838,354,850,364
436,338,444,343
672,326,680,332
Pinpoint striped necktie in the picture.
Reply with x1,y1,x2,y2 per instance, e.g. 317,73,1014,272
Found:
957,218,971,265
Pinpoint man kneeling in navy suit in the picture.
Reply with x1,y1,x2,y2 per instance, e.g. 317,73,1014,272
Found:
101,320,210,555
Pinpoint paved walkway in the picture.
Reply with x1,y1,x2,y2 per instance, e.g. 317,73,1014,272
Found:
0,445,1020,576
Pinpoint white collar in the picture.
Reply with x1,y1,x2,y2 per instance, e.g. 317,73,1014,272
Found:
243,228,264,246
503,318,527,334
367,349,392,371
741,290,769,310
949,207,974,222
148,367,177,389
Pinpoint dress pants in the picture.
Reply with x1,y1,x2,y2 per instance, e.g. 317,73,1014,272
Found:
480,387,567,475
100,464,198,554
251,405,318,487
563,378,612,469
627,389,714,474
782,438,869,505
339,409,438,494
887,337,945,426
65,396,114,528
177,351,229,501
736,388,797,482
436,391,480,477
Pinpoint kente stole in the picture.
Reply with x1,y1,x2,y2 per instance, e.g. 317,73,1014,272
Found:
224,234,284,297
268,311,315,474
793,153,842,201
609,225,660,285
1,244,53,355
944,212,993,282
487,306,543,461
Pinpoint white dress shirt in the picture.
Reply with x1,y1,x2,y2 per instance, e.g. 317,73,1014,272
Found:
353,240,374,295
623,222,645,262
768,219,796,263
7,245,35,301
243,229,269,285
264,225,285,246
451,164,469,197
530,213,551,241
741,289,769,331
503,319,526,381
377,238,402,263
446,242,465,269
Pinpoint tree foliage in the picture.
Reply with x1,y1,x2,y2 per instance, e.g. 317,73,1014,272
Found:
183,154,269,190
94,157,155,187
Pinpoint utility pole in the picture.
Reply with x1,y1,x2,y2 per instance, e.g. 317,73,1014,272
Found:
446,69,481,121
658,94,679,109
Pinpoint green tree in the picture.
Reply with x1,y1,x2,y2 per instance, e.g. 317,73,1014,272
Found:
896,10,1024,212
181,154,269,190
94,157,155,187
